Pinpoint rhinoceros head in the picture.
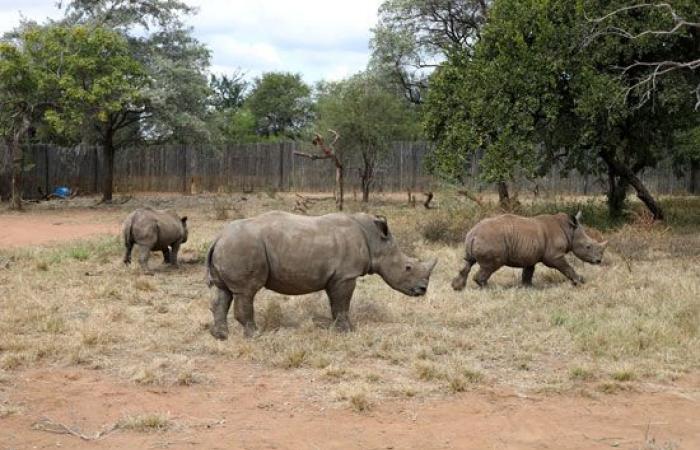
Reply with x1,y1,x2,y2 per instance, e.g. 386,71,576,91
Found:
570,211,607,264
367,215,437,296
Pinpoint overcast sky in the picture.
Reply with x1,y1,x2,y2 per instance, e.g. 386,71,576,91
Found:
0,0,383,83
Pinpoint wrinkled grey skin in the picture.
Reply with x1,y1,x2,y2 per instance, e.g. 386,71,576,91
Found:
452,211,608,289
122,208,188,274
206,211,437,339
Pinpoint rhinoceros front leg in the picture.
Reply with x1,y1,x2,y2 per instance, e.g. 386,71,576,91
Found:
137,245,154,275
210,287,233,340
522,265,536,286
234,293,257,338
451,258,474,291
169,242,180,267
547,257,584,285
326,279,356,332
162,248,171,264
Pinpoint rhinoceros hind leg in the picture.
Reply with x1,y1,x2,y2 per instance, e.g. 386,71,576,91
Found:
474,265,498,287
233,293,257,338
327,279,356,332
124,242,133,265
210,287,233,340
451,259,474,291
522,265,536,286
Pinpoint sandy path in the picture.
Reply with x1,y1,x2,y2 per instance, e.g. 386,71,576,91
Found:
0,211,120,248
1,364,698,450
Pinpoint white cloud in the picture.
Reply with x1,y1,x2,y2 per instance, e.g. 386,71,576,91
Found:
0,0,383,83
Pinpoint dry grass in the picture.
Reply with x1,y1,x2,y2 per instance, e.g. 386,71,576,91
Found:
117,412,172,432
0,192,698,407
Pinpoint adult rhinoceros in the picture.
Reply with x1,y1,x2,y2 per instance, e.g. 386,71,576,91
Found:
206,211,437,339
451,211,607,289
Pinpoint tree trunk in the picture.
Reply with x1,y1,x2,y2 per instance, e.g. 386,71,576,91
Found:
496,181,510,208
9,134,23,210
601,150,664,221
8,117,29,210
360,157,374,203
335,165,344,211
690,159,699,195
606,164,628,218
102,131,115,203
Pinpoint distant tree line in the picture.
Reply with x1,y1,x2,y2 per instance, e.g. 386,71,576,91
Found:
2,0,698,219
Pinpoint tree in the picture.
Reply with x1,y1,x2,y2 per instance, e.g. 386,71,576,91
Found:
246,72,312,138
209,71,248,111
675,124,700,194
206,71,257,143
586,2,700,110
59,0,211,201
370,0,489,103
425,0,699,219
20,24,149,205
315,72,420,202
0,33,40,209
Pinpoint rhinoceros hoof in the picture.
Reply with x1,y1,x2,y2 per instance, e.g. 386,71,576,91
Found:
210,327,229,340
333,321,355,333
451,277,467,291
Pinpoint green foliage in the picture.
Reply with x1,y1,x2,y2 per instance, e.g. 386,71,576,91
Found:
316,72,420,157
425,0,699,216
246,72,312,138
16,24,147,141
60,0,212,145
370,0,488,102
315,71,421,199
209,71,248,111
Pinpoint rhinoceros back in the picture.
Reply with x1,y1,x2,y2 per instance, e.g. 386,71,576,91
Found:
208,212,371,296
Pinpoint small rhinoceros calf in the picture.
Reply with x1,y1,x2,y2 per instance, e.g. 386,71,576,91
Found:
206,211,437,339
122,208,188,274
451,211,607,289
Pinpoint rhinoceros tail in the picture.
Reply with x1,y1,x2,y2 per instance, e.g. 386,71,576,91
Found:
205,238,219,287
122,213,135,265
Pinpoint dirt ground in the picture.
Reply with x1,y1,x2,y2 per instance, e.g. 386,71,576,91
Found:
0,210,120,248
1,202,699,449
2,365,699,450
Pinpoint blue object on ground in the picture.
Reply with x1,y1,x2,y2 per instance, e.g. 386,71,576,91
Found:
52,186,71,198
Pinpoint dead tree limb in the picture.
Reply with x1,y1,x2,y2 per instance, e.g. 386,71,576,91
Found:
585,2,700,109
423,191,434,209
456,189,484,207
294,130,344,210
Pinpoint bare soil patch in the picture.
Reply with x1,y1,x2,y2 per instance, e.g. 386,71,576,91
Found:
0,210,120,248
1,366,698,449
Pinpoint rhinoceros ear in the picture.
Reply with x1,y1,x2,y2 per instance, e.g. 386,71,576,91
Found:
373,215,390,239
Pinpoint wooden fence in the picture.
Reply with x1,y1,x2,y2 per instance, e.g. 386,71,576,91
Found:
0,141,694,199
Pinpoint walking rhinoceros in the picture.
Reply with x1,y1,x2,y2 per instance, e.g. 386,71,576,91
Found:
122,207,188,274
206,211,437,339
451,211,607,289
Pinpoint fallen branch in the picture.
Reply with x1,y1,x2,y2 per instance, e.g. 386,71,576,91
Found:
423,191,434,209
32,418,118,441
456,189,483,207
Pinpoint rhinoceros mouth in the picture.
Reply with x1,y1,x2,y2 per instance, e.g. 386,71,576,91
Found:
408,286,427,296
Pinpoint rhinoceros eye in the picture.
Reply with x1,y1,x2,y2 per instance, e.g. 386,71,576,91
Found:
405,264,412,272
